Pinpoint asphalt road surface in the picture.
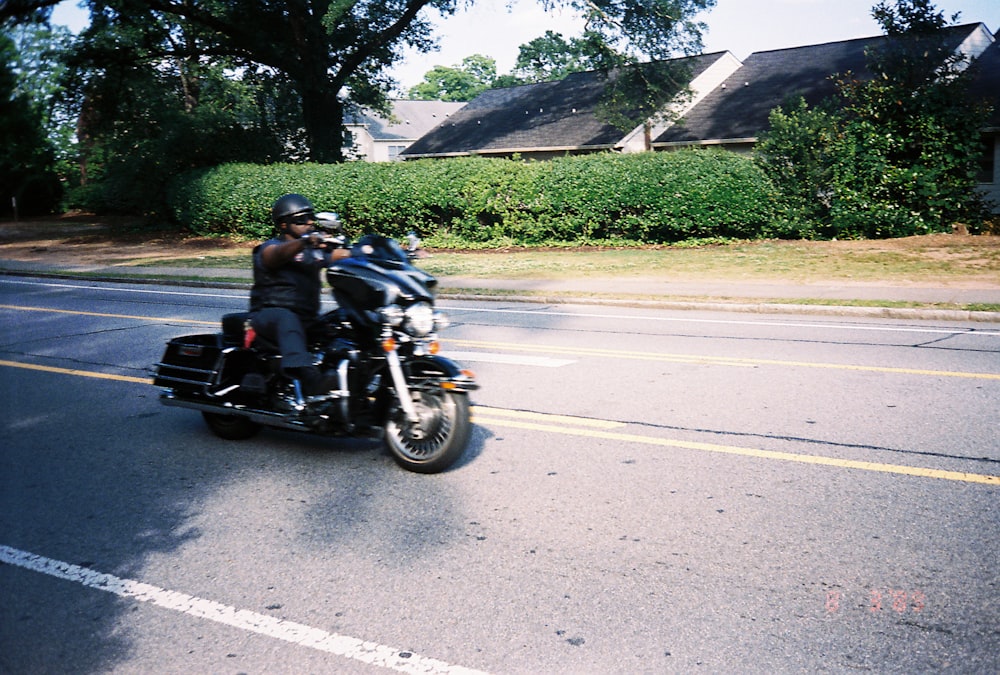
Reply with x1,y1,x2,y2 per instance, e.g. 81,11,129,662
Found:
1,276,998,674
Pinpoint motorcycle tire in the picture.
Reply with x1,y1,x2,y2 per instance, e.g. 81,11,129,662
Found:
384,390,471,473
202,411,261,440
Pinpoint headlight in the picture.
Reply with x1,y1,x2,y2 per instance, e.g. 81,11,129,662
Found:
404,302,435,337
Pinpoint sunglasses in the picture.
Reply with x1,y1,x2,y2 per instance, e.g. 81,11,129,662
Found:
288,213,315,225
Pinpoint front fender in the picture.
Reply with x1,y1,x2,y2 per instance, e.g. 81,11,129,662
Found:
407,355,479,392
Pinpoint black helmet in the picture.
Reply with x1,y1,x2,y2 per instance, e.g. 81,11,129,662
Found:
271,193,315,226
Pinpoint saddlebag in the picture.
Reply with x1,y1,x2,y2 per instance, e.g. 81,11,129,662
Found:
153,334,226,394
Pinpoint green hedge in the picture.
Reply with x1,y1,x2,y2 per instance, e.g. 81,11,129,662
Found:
166,149,777,246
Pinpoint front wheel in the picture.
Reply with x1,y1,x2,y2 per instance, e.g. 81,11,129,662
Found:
384,390,471,473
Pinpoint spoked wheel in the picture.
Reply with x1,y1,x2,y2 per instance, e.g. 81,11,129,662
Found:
384,390,471,473
202,411,261,440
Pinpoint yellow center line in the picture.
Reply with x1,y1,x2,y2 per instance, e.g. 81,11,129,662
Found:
0,359,151,384
444,338,1000,380
472,405,626,429
470,413,1000,486
0,356,994,486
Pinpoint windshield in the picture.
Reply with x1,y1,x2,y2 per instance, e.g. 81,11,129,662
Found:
353,235,409,268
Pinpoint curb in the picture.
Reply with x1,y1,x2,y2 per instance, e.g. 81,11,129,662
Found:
440,292,1000,323
4,267,999,323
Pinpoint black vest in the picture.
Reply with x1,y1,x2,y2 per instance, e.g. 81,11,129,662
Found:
249,238,330,317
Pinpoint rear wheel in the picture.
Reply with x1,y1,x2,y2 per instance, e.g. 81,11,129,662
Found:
202,411,261,440
384,390,471,473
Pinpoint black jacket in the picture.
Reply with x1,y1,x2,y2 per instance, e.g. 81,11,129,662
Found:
249,238,331,317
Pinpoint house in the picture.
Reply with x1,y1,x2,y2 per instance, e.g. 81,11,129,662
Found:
401,52,741,160
400,22,999,212
344,100,466,161
653,22,996,153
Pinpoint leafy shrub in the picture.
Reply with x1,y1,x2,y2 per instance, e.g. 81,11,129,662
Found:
167,149,776,246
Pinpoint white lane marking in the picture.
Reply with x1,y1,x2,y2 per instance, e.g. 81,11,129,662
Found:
0,544,488,675
0,278,245,300
439,305,1000,337
5,277,997,337
444,351,574,367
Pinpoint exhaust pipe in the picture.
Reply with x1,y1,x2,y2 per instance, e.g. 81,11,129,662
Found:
160,394,312,432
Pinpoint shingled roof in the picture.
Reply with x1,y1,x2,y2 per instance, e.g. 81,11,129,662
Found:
654,23,993,148
345,100,466,142
401,52,732,159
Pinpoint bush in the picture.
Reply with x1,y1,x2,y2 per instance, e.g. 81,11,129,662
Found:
166,149,777,246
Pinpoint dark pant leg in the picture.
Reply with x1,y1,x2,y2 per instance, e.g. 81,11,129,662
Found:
251,307,313,371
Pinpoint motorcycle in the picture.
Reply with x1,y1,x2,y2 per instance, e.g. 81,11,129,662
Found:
152,228,478,473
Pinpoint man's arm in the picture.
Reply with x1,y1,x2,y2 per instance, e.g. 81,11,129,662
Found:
259,238,308,270
259,235,350,270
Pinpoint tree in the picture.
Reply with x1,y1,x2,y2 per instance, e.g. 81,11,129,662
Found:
757,0,992,238
1,17,67,215
408,55,497,101
410,33,598,94
55,5,299,213
507,30,598,84
20,0,713,160
56,0,459,164
835,0,992,233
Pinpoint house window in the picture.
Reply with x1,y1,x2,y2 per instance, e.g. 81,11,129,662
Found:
388,145,408,161
978,137,996,184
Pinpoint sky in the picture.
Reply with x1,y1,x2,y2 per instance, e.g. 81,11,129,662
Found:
51,0,999,94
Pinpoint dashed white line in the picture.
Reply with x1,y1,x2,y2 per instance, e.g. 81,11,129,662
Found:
0,544,489,675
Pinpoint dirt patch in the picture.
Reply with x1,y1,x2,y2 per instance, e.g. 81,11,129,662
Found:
2,215,999,275
0,215,255,265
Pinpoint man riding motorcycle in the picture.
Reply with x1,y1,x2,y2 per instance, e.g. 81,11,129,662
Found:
249,193,349,396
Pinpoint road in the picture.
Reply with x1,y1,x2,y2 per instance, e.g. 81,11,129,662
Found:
1,276,998,674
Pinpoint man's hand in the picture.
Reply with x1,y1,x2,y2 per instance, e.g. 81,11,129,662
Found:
304,232,326,248
305,232,349,251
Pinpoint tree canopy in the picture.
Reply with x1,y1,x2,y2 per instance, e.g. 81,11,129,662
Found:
1,18,70,216
407,29,608,99
40,0,713,162
408,54,498,102
507,30,600,84
2,0,716,214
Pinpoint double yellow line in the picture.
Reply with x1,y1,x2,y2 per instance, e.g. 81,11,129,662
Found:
471,406,1000,486
1,359,996,485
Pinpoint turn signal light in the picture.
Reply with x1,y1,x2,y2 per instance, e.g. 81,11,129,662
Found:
381,337,396,352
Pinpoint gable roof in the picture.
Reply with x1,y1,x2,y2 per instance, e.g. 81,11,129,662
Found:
402,52,730,159
345,100,466,142
655,23,992,147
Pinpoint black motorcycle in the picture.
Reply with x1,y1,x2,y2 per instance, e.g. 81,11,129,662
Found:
153,234,478,473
